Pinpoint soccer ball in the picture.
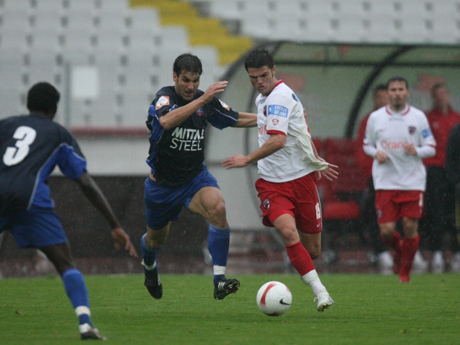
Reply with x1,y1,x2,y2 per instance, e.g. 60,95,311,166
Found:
256,281,292,316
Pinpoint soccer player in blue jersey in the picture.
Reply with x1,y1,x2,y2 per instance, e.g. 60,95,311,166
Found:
0,82,138,340
141,53,257,300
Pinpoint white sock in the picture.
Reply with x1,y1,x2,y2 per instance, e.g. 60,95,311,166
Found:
301,270,327,296
213,265,226,276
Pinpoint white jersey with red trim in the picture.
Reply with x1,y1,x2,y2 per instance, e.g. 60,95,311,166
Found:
255,81,328,182
364,105,436,191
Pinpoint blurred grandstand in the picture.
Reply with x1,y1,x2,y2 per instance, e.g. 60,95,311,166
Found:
2,0,460,275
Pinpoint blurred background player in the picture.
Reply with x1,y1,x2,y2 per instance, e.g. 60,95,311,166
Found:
141,53,257,301
222,48,338,311
363,76,436,283
356,85,428,271
0,82,137,340
421,83,460,272
356,84,392,268
445,122,460,271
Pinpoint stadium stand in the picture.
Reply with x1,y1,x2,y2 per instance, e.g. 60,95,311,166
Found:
2,0,460,127
0,0,247,127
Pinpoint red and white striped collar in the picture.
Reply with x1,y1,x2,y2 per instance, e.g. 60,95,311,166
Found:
265,80,284,97
385,105,411,116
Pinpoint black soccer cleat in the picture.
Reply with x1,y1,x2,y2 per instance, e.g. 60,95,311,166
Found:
144,273,163,299
80,328,106,340
214,277,240,300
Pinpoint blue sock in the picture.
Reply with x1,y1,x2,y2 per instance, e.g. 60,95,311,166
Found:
62,269,92,326
207,225,230,284
141,233,160,279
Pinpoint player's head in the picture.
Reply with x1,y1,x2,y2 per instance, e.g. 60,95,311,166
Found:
386,76,410,111
244,48,277,96
244,48,274,71
27,82,60,119
173,53,203,101
372,84,389,109
386,76,409,90
431,83,450,109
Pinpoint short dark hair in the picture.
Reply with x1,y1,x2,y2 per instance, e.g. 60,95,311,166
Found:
244,48,274,71
173,53,203,76
27,82,60,113
386,76,409,90
373,84,387,95
431,82,446,94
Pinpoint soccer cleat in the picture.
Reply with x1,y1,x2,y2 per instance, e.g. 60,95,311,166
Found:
80,325,106,340
377,250,394,269
392,249,402,274
142,259,163,299
450,252,460,272
431,251,445,274
314,291,334,312
214,277,240,300
144,274,163,299
412,250,428,272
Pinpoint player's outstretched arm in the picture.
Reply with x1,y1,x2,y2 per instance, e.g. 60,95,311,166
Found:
222,133,286,169
159,81,229,130
233,112,257,128
75,172,138,257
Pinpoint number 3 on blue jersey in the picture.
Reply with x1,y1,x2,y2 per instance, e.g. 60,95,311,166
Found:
3,126,37,166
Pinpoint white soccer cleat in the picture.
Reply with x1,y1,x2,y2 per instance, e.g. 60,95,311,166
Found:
412,250,428,272
450,252,460,272
431,251,445,274
314,291,334,312
377,250,393,268
79,323,106,340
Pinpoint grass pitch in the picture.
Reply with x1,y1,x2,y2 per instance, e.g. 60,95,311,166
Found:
0,273,459,344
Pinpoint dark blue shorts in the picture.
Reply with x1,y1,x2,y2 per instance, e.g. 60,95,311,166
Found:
144,165,220,230
0,205,68,248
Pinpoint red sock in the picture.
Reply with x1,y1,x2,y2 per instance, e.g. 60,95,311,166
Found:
381,231,402,253
400,235,420,277
286,241,315,276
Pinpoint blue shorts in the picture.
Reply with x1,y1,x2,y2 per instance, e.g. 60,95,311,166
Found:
0,205,68,248
144,166,220,230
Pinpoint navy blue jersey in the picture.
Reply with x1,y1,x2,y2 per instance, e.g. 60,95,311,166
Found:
146,86,239,187
0,114,87,211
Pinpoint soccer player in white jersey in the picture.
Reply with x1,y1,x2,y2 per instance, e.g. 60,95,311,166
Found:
222,48,338,312
363,76,436,283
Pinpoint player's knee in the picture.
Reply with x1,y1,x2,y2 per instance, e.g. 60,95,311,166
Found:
379,224,394,240
206,201,227,227
279,228,300,246
146,232,166,248
403,218,418,236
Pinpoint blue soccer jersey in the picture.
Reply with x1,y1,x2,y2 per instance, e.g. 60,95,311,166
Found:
145,86,239,187
0,114,87,211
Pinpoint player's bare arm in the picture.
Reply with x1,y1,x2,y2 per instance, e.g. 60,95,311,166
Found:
159,81,229,130
222,133,286,169
76,172,138,257
233,112,258,128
